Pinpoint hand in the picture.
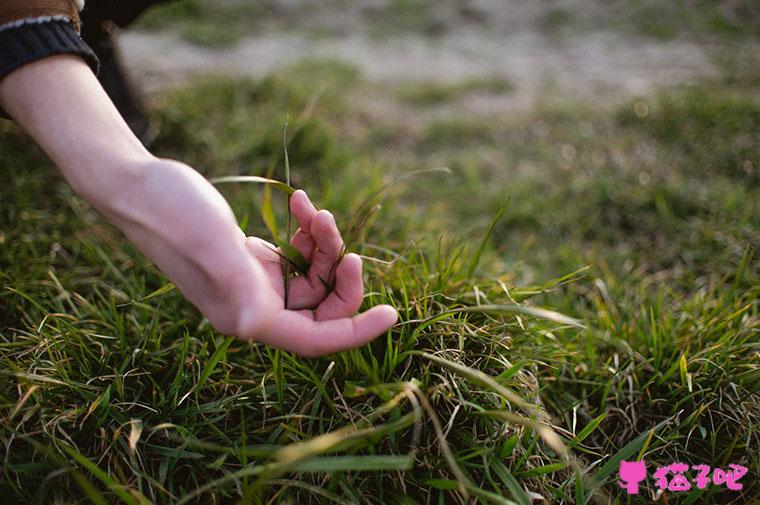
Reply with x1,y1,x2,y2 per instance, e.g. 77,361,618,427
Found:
243,190,398,357
0,56,397,358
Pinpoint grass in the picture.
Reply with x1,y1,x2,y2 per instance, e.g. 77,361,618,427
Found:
618,0,760,41
1,53,759,505
395,76,514,107
134,0,287,47
537,8,574,35
134,0,452,45
132,0,760,49
363,0,448,38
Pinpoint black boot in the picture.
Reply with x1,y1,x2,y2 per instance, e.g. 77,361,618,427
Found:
80,2,171,146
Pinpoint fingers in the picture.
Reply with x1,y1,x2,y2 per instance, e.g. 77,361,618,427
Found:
291,229,315,263
286,209,345,309
309,209,344,282
260,304,398,357
315,253,364,320
257,190,350,313
290,190,317,262
291,189,318,227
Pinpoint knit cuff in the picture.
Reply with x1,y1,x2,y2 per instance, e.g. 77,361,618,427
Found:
0,18,98,82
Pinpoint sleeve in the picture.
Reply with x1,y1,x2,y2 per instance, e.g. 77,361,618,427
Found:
0,0,98,84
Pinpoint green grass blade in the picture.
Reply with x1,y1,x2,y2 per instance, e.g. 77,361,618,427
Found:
466,196,509,278
465,482,520,505
290,455,414,472
261,184,279,239
283,119,293,308
196,336,234,392
409,351,545,419
209,175,295,194
61,444,150,505
425,479,459,490
574,465,585,505
31,442,110,505
568,412,608,449
515,462,566,478
410,305,584,336
589,418,670,489
273,239,310,274
490,459,532,505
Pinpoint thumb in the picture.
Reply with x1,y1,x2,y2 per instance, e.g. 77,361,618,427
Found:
258,305,398,357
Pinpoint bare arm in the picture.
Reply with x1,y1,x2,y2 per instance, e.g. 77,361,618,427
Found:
0,55,397,356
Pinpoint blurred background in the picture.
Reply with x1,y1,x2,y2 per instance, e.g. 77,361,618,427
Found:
110,0,759,284
1,2,758,502
126,0,754,99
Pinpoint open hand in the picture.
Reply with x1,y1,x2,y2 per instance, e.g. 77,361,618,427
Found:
243,190,397,357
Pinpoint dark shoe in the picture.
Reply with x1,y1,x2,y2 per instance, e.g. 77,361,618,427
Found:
82,21,155,147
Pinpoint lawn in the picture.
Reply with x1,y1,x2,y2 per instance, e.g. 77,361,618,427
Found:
1,10,759,505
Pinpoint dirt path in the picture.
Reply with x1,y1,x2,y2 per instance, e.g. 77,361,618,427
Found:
119,2,719,111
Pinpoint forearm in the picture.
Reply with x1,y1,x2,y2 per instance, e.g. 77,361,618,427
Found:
110,157,277,331
0,55,273,335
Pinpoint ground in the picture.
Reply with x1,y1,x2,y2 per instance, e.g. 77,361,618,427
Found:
124,0,723,109
0,0,758,504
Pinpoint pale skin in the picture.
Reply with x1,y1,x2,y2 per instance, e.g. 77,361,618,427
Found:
0,55,397,357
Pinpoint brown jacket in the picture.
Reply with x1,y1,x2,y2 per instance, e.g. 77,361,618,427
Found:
0,0,83,32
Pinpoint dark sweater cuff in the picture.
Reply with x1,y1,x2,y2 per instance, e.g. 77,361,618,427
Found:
0,19,98,119
0,19,98,80
0,19,98,84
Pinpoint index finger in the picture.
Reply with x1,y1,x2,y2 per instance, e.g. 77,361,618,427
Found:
291,189,318,232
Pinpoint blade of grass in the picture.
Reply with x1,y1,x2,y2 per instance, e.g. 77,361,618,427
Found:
209,175,295,195
61,443,151,505
490,459,532,505
343,167,451,248
290,455,414,472
466,196,509,278
261,184,279,239
515,462,567,478
465,482,520,505
567,412,608,449
589,417,671,489
475,410,566,458
28,440,110,505
407,351,546,421
283,119,292,309
196,336,233,392
407,305,584,339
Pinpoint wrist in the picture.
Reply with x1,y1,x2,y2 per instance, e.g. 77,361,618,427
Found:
68,153,156,221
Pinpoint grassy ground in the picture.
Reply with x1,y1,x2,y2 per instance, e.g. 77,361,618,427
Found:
134,0,760,47
2,19,760,505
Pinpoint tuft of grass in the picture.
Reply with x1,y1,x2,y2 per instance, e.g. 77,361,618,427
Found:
1,55,759,503
149,59,357,182
395,76,514,107
364,0,448,38
616,87,759,184
537,8,574,35
135,0,278,47
619,0,760,42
